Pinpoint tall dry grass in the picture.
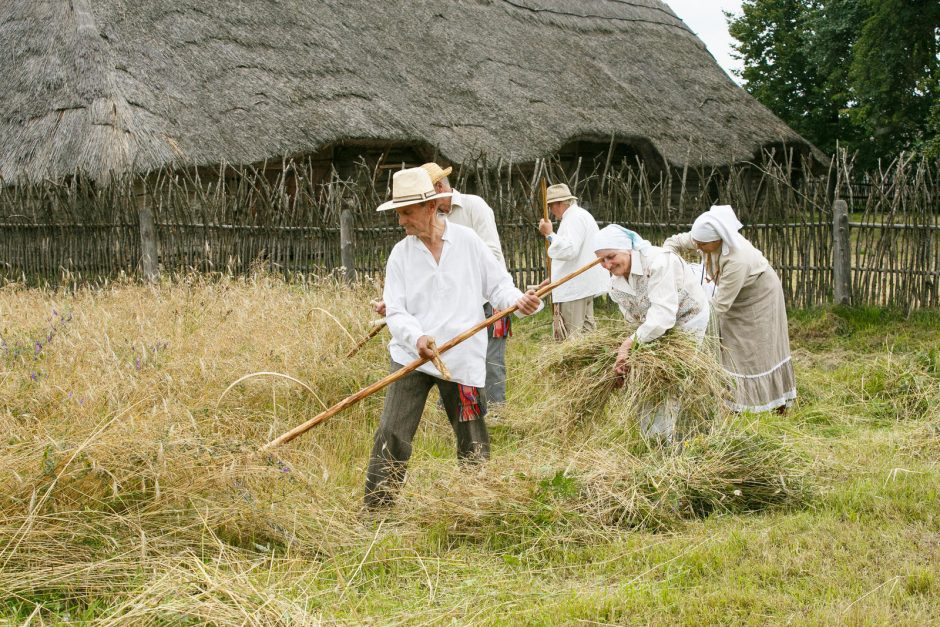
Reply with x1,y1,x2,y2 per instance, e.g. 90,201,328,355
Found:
0,275,811,621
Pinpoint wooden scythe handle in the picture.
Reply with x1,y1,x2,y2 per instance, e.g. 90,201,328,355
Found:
261,257,604,451
345,320,387,358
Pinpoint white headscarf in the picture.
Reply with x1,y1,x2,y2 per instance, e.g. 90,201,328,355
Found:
690,205,747,250
592,224,652,253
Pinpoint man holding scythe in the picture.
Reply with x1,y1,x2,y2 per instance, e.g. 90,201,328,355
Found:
365,167,542,509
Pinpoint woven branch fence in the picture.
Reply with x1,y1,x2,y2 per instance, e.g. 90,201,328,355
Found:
0,152,937,310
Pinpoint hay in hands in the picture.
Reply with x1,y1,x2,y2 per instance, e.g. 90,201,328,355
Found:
536,325,732,435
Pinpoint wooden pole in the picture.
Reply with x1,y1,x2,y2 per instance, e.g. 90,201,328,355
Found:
832,199,852,306
137,199,159,282
340,208,356,283
261,257,604,450
541,178,551,278
345,320,387,358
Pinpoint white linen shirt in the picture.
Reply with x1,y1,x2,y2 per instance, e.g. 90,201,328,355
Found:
547,204,609,302
607,246,710,343
383,221,535,387
445,190,506,268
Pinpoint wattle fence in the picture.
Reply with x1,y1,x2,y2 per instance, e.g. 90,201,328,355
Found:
1,153,937,310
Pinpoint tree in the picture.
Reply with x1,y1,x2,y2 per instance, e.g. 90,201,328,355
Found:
729,0,940,166
728,0,842,154
848,0,940,159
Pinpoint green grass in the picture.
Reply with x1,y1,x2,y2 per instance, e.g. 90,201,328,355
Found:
0,282,938,624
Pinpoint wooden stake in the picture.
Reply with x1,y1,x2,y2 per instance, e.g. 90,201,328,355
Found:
541,177,551,277
261,257,604,450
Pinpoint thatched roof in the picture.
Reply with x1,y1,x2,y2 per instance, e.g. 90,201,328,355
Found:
0,0,815,183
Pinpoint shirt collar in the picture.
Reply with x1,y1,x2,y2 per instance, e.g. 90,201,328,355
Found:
629,249,645,277
449,189,464,209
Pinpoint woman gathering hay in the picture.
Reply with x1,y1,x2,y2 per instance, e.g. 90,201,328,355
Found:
539,325,729,438
593,224,722,440
538,224,730,439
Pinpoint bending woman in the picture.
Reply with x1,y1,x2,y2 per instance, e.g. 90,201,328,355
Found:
663,205,796,413
592,224,710,440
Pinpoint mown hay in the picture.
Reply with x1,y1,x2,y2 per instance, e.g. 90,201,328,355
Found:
535,325,732,435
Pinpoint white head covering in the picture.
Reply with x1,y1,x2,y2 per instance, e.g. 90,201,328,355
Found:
690,205,747,249
592,224,652,253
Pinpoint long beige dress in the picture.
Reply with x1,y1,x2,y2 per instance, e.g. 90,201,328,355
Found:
663,232,797,412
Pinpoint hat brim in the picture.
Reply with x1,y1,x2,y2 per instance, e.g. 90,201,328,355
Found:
546,195,577,204
376,191,453,212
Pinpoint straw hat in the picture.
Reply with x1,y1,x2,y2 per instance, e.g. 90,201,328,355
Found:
420,162,453,185
545,183,577,204
376,167,453,212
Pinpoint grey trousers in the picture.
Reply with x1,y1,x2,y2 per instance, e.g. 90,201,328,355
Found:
555,296,597,340
364,362,490,508
484,302,507,404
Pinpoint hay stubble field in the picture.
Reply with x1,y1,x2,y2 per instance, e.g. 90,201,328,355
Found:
1,275,938,624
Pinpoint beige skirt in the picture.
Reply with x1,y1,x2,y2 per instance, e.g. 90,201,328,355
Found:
718,268,797,412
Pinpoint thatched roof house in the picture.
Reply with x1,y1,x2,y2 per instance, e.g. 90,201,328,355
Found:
1,0,815,183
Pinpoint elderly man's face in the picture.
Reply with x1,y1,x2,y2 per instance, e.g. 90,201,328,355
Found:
548,201,568,220
596,249,633,277
395,201,437,237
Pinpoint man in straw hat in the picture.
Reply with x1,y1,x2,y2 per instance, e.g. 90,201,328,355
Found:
420,161,512,407
537,184,609,340
365,167,542,508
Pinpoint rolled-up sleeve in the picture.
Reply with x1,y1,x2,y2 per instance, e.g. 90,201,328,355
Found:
633,255,680,343
548,213,584,261
383,253,424,350
480,239,543,317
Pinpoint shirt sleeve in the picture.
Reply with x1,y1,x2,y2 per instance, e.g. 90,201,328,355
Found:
547,211,584,261
662,231,695,254
711,257,748,315
634,254,680,343
478,237,543,317
383,249,425,350
469,199,507,267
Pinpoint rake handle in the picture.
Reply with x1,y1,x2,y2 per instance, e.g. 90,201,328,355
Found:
261,257,604,450
345,321,387,358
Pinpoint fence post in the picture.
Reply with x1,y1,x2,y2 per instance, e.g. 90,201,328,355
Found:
340,208,356,282
138,200,159,282
832,199,852,305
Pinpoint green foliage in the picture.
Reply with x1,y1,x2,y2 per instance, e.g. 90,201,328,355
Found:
729,0,940,166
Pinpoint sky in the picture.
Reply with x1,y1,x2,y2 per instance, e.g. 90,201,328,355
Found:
663,1,745,84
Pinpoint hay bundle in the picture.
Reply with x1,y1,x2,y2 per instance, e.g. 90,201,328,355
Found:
572,428,811,531
536,325,731,434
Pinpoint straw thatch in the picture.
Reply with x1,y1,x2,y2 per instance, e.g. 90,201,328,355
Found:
0,0,813,183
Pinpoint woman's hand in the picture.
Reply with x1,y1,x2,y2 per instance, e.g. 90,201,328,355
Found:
614,337,634,376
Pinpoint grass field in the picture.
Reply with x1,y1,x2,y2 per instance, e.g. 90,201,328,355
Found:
1,275,938,624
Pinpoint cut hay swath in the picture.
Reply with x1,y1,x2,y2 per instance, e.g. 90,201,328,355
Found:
537,325,731,434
